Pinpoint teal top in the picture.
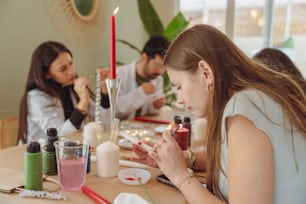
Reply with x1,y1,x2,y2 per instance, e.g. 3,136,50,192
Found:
219,89,306,203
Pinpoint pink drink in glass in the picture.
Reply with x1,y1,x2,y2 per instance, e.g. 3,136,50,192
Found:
58,157,87,191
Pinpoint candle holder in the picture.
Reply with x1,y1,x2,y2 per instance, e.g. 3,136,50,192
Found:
106,78,121,143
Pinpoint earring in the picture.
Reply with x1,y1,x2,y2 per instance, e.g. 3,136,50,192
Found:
208,84,213,91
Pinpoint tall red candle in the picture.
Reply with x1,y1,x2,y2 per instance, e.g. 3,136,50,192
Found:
110,7,119,79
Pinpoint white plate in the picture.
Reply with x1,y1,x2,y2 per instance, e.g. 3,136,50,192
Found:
118,168,151,185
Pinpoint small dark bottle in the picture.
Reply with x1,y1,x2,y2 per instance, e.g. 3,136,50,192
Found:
173,115,181,125
43,128,58,175
171,116,182,135
87,146,91,174
25,141,43,190
183,117,192,146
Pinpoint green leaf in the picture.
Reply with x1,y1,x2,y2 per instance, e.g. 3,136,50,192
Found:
137,0,164,36
117,38,142,54
278,37,294,49
163,11,189,41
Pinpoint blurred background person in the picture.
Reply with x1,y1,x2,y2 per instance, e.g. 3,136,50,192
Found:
253,47,305,92
115,35,170,120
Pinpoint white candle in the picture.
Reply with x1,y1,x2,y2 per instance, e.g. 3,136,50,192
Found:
96,141,119,178
193,118,207,141
83,122,99,147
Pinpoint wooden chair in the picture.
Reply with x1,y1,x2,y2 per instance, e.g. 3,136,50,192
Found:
0,116,19,149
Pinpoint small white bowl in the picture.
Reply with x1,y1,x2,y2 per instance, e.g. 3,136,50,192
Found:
118,168,151,185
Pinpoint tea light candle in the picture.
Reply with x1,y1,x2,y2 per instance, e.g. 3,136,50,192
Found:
193,118,207,141
173,127,189,150
96,141,119,178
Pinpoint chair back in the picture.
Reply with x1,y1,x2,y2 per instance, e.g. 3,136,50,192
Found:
0,116,19,149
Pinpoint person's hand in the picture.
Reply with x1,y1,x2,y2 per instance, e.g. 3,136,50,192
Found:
74,77,90,111
96,68,110,94
153,96,166,109
130,142,158,168
150,132,189,185
141,82,156,94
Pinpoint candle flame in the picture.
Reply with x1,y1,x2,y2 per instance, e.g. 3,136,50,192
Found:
113,6,119,15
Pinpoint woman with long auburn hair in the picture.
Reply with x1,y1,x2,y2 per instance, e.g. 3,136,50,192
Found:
132,25,306,203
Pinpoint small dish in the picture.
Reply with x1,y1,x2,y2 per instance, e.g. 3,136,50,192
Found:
118,168,151,185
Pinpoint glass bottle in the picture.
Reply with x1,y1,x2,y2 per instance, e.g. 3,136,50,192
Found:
43,128,58,175
183,117,192,146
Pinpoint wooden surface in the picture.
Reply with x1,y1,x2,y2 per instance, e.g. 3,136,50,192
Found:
0,143,189,204
0,110,206,203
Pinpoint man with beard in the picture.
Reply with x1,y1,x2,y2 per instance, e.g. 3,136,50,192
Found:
116,35,170,120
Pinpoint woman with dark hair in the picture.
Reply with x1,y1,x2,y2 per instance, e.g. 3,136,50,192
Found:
18,41,109,143
253,47,306,92
132,25,306,203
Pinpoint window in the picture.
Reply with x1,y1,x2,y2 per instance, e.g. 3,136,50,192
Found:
179,0,306,77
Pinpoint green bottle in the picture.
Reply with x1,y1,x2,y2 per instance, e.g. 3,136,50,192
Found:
24,141,43,190
43,128,58,175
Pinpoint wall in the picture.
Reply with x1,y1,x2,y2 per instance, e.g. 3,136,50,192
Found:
0,0,175,118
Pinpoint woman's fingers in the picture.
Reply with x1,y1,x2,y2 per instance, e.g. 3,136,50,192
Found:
96,68,110,80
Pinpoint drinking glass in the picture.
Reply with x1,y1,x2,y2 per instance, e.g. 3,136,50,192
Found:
97,118,111,144
54,140,89,191
111,118,120,144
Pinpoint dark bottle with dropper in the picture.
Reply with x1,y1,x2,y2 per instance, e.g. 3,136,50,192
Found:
171,115,182,135
43,128,58,175
25,141,43,190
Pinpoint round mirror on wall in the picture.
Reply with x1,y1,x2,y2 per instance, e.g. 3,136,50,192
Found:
70,0,99,21
48,0,107,47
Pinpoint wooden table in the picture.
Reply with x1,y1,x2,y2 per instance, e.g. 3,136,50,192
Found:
0,111,206,204
0,143,189,204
